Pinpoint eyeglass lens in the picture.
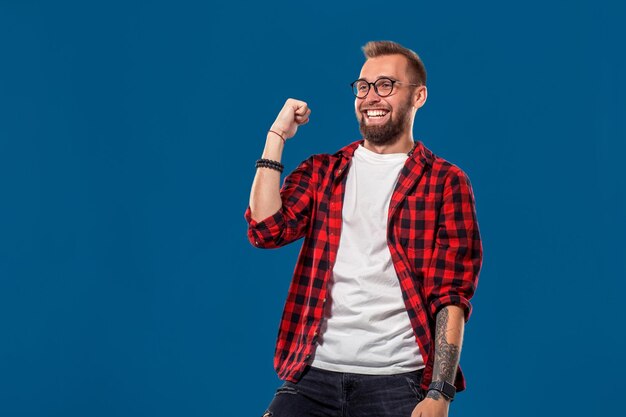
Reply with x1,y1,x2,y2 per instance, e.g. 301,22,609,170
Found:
352,78,394,98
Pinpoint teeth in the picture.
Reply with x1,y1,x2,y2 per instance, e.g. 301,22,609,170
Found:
366,110,388,118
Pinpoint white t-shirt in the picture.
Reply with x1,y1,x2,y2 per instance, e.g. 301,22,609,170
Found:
311,144,424,374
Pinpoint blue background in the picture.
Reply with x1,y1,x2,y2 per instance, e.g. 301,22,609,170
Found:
1,0,624,416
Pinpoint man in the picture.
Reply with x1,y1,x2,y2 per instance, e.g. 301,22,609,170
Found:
245,41,482,417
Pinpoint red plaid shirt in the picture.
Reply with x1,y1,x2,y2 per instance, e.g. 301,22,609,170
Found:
244,139,482,392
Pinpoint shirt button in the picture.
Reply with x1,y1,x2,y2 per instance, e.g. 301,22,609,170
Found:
254,240,260,246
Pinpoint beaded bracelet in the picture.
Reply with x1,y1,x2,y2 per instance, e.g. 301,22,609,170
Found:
256,158,284,173
256,161,283,173
257,158,283,169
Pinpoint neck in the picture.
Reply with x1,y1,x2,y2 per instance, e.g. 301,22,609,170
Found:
363,133,415,154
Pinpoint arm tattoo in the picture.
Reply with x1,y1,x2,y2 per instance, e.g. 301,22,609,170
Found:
432,307,461,385
426,390,442,400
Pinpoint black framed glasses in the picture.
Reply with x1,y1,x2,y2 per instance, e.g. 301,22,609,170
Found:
350,77,419,98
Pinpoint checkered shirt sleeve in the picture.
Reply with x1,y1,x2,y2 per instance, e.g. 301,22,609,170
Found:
425,167,482,322
244,157,315,248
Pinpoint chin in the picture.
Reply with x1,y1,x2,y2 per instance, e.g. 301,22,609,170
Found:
364,134,401,146
359,122,403,146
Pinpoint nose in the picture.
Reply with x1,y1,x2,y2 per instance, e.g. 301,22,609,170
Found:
367,84,380,98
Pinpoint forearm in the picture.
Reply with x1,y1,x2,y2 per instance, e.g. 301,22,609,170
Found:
427,305,465,400
249,133,285,222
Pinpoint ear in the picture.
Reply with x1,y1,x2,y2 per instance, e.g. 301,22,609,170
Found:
412,85,428,109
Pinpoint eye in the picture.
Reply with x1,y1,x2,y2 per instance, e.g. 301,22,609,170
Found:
378,80,393,90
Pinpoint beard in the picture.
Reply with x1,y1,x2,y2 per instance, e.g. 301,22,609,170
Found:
358,98,413,146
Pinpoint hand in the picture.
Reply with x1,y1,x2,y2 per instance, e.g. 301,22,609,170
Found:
270,98,311,140
410,395,450,417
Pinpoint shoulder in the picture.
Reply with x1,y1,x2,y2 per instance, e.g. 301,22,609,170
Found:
424,141,469,183
421,142,474,192
295,139,362,172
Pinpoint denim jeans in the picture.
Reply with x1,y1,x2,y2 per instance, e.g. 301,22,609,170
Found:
263,366,426,417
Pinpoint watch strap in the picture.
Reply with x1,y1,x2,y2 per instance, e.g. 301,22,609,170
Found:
428,380,456,401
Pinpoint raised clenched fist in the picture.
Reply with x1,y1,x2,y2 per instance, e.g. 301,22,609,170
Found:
270,98,311,140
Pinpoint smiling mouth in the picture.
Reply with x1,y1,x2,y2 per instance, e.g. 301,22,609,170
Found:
365,109,389,119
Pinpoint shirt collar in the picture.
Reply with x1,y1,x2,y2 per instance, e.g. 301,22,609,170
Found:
334,139,433,167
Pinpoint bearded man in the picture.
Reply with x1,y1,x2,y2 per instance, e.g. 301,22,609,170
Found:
245,40,483,417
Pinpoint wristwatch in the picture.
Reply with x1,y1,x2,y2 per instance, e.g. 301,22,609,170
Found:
428,381,456,401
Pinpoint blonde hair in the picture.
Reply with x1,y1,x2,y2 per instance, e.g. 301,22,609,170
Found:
362,40,427,86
